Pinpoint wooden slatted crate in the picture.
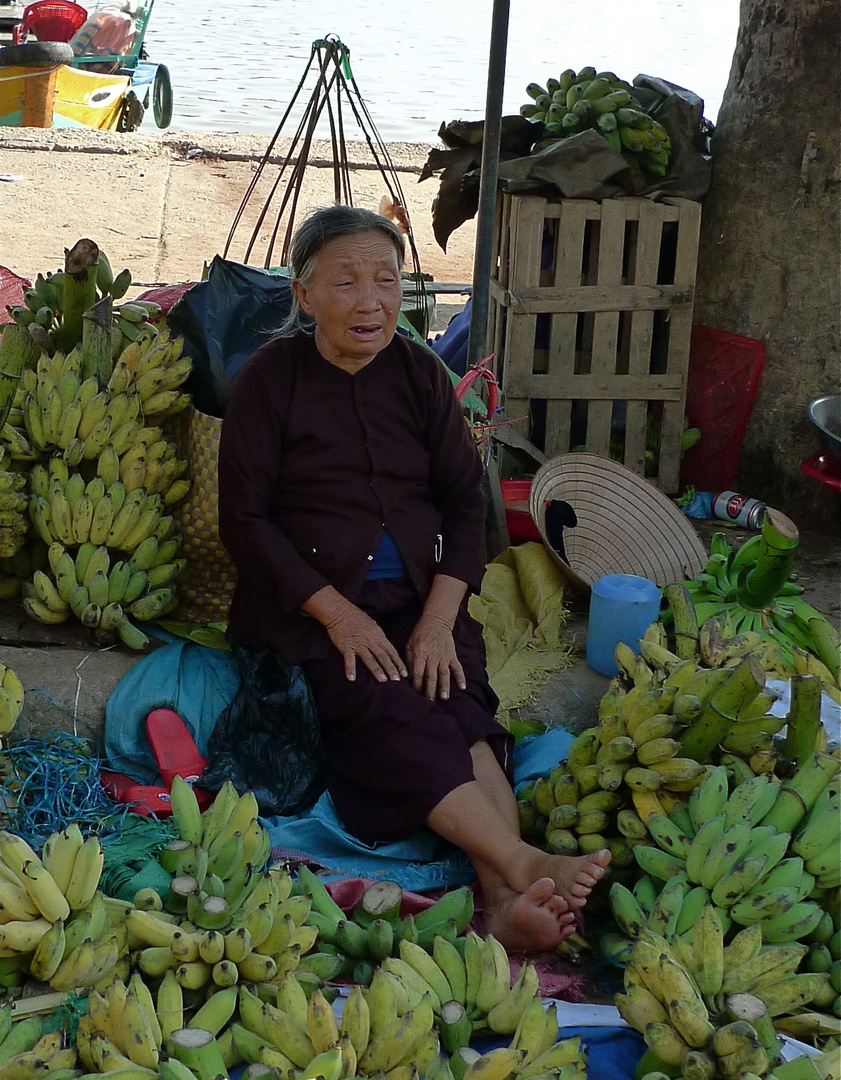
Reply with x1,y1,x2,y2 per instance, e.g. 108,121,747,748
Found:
486,193,702,492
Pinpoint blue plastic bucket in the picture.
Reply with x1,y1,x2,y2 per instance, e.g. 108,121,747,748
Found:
586,574,662,677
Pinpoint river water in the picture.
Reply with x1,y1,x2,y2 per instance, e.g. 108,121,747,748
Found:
141,0,739,143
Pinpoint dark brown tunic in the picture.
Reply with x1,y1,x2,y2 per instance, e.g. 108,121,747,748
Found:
217,330,511,841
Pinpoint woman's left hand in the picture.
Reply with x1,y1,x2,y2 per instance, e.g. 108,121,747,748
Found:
406,613,466,701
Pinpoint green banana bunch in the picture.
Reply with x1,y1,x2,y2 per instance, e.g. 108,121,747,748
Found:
4,251,156,363
520,617,794,867
605,757,839,1021
22,480,182,642
675,516,841,704
618,925,833,1078
520,66,671,177
304,875,475,978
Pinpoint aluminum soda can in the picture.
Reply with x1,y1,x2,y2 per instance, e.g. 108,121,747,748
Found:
712,491,766,529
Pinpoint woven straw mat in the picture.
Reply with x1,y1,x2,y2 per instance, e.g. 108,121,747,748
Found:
171,407,237,625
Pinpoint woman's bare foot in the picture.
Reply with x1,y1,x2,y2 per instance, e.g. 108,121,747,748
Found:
506,844,612,909
484,877,577,953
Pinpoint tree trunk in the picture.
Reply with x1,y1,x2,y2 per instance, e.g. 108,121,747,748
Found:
693,0,840,534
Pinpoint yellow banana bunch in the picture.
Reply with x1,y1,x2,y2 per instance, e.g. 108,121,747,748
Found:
619,929,785,1077
22,486,181,641
6,279,190,645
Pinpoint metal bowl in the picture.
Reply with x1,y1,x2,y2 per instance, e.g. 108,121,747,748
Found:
807,394,841,461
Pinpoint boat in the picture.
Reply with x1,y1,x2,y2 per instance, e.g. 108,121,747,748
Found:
0,0,171,131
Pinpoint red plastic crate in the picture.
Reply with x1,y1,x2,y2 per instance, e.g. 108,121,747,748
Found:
680,326,766,493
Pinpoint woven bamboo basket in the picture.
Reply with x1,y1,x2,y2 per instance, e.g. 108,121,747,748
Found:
170,406,237,625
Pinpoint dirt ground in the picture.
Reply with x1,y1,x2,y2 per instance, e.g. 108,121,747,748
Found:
0,129,476,327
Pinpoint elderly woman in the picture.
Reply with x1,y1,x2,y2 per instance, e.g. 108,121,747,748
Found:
218,205,609,952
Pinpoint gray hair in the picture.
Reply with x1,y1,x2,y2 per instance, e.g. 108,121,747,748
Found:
281,204,406,332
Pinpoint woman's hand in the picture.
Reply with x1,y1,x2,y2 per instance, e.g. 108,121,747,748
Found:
407,573,469,700
406,613,466,701
303,585,407,684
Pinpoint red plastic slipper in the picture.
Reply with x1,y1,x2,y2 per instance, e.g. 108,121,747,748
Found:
101,770,174,817
145,707,209,789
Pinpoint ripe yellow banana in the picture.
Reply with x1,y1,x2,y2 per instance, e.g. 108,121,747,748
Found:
359,997,435,1075
398,938,453,1008
474,934,511,1016
486,960,539,1034
64,836,104,911
306,988,340,1054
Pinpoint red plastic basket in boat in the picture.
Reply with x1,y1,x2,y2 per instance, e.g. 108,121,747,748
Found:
679,325,766,494
12,0,88,44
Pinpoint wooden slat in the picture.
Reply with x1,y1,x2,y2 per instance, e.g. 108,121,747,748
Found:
497,195,513,292
489,423,548,466
502,283,694,314
587,200,627,458
501,196,545,441
525,198,682,224
506,374,684,399
544,200,590,458
657,199,702,492
485,197,506,362
624,198,664,476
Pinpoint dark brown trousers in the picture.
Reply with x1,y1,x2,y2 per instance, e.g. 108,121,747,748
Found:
302,578,512,843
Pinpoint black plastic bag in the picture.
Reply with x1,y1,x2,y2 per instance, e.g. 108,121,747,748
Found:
199,646,325,816
166,256,297,419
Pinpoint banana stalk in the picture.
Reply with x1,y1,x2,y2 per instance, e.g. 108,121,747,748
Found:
724,993,782,1060
663,582,699,660
679,654,766,761
784,673,823,766
81,296,114,387
762,751,841,834
737,508,799,610
58,239,100,353
168,1027,229,1080
680,529,838,698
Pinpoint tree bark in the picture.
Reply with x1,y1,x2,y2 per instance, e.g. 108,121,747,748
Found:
693,0,840,533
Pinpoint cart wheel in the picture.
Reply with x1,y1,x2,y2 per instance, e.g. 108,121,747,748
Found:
0,42,74,66
152,63,173,129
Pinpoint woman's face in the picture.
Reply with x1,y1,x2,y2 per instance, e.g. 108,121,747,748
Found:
293,229,403,370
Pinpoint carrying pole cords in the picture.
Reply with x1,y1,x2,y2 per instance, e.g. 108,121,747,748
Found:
223,35,428,328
